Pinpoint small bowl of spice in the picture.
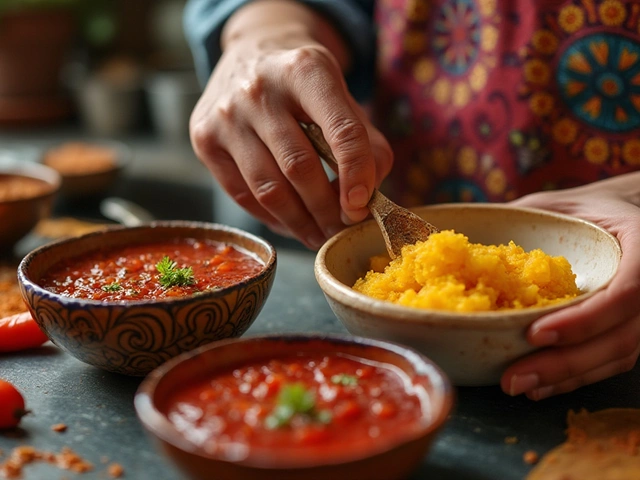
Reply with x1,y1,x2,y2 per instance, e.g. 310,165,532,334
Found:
41,141,130,199
0,157,60,250
17,221,277,375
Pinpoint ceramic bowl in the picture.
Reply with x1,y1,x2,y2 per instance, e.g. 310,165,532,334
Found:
134,334,454,480
17,221,277,376
0,157,60,251
315,204,622,386
40,140,130,199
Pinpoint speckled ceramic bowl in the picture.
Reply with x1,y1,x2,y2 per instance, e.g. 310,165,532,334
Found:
315,204,622,386
0,157,60,251
134,334,454,480
17,221,277,376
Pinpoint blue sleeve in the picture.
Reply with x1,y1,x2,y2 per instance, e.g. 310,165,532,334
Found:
183,0,376,102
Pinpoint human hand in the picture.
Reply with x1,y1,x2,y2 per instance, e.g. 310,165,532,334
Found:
501,173,640,400
189,2,392,249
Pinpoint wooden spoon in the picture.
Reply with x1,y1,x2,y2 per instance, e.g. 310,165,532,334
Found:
300,122,439,259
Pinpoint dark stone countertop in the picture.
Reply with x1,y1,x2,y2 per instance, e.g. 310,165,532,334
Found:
1,129,639,479
3,245,640,480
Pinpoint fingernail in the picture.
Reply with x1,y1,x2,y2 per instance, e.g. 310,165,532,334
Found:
531,328,558,346
348,185,370,209
531,386,554,401
509,373,539,396
307,235,325,249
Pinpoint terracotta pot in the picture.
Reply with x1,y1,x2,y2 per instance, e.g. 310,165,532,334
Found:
0,9,75,96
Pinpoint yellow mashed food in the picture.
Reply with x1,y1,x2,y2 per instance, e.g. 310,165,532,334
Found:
353,230,580,312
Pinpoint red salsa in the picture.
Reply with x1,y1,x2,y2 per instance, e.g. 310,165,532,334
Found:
162,353,426,460
39,239,264,301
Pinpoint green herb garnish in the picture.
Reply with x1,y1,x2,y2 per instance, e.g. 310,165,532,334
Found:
102,282,122,293
330,374,359,386
264,383,332,429
155,256,195,288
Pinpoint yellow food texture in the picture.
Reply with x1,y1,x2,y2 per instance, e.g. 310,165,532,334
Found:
352,230,580,311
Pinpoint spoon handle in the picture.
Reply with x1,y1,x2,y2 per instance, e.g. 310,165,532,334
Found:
299,122,385,213
299,122,339,175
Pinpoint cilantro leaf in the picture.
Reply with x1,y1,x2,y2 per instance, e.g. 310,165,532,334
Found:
102,282,122,293
264,383,332,429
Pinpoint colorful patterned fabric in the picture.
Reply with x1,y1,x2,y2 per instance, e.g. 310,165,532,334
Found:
374,0,640,206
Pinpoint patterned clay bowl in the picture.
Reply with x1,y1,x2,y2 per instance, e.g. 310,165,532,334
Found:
17,221,277,376
315,203,622,386
134,333,454,480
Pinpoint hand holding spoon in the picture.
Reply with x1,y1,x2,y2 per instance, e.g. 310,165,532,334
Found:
300,122,439,259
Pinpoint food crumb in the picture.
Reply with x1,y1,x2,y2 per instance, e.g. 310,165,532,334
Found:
0,445,94,479
505,436,519,444
108,462,125,478
56,447,93,473
524,450,539,464
51,423,68,433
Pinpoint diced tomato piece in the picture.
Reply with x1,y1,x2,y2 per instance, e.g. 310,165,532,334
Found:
334,400,363,423
295,425,331,445
371,401,397,419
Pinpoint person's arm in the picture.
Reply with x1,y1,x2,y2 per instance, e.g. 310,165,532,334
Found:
183,0,376,102
184,0,393,249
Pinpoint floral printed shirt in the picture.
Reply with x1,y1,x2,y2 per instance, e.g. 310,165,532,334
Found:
375,0,640,205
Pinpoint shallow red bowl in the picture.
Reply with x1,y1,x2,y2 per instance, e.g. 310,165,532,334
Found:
134,334,454,480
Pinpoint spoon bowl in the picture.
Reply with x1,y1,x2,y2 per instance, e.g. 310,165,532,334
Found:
300,123,438,258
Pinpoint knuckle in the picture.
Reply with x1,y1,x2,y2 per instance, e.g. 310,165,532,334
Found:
214,101,237,122
254,180,287,209
325,120,369,165
189,119,222,160
279,148,317,182
239,76,267,107
286,46,331,77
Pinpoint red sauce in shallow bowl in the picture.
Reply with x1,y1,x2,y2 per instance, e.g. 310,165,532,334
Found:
135,335,453,480
161,352,426,458
39,238,264,301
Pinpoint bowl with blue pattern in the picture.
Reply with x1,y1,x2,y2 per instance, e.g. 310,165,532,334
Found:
17,221,277,376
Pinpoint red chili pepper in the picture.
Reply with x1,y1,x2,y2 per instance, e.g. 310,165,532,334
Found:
0,311,48,352
0,379,28,429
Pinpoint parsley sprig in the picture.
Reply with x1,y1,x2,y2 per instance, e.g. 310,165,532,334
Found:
102,282,122,293
155,256,195,288
264,383,332,429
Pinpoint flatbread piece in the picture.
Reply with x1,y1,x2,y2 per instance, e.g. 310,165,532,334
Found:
527,408,640,480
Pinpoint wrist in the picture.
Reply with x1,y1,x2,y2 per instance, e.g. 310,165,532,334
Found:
222,0,350,70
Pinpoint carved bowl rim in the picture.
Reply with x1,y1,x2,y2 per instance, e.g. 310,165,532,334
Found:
17,220,277,308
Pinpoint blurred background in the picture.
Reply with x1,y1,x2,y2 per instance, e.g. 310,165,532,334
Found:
0,0,227,257
0,0,197,137
0,0,297,258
